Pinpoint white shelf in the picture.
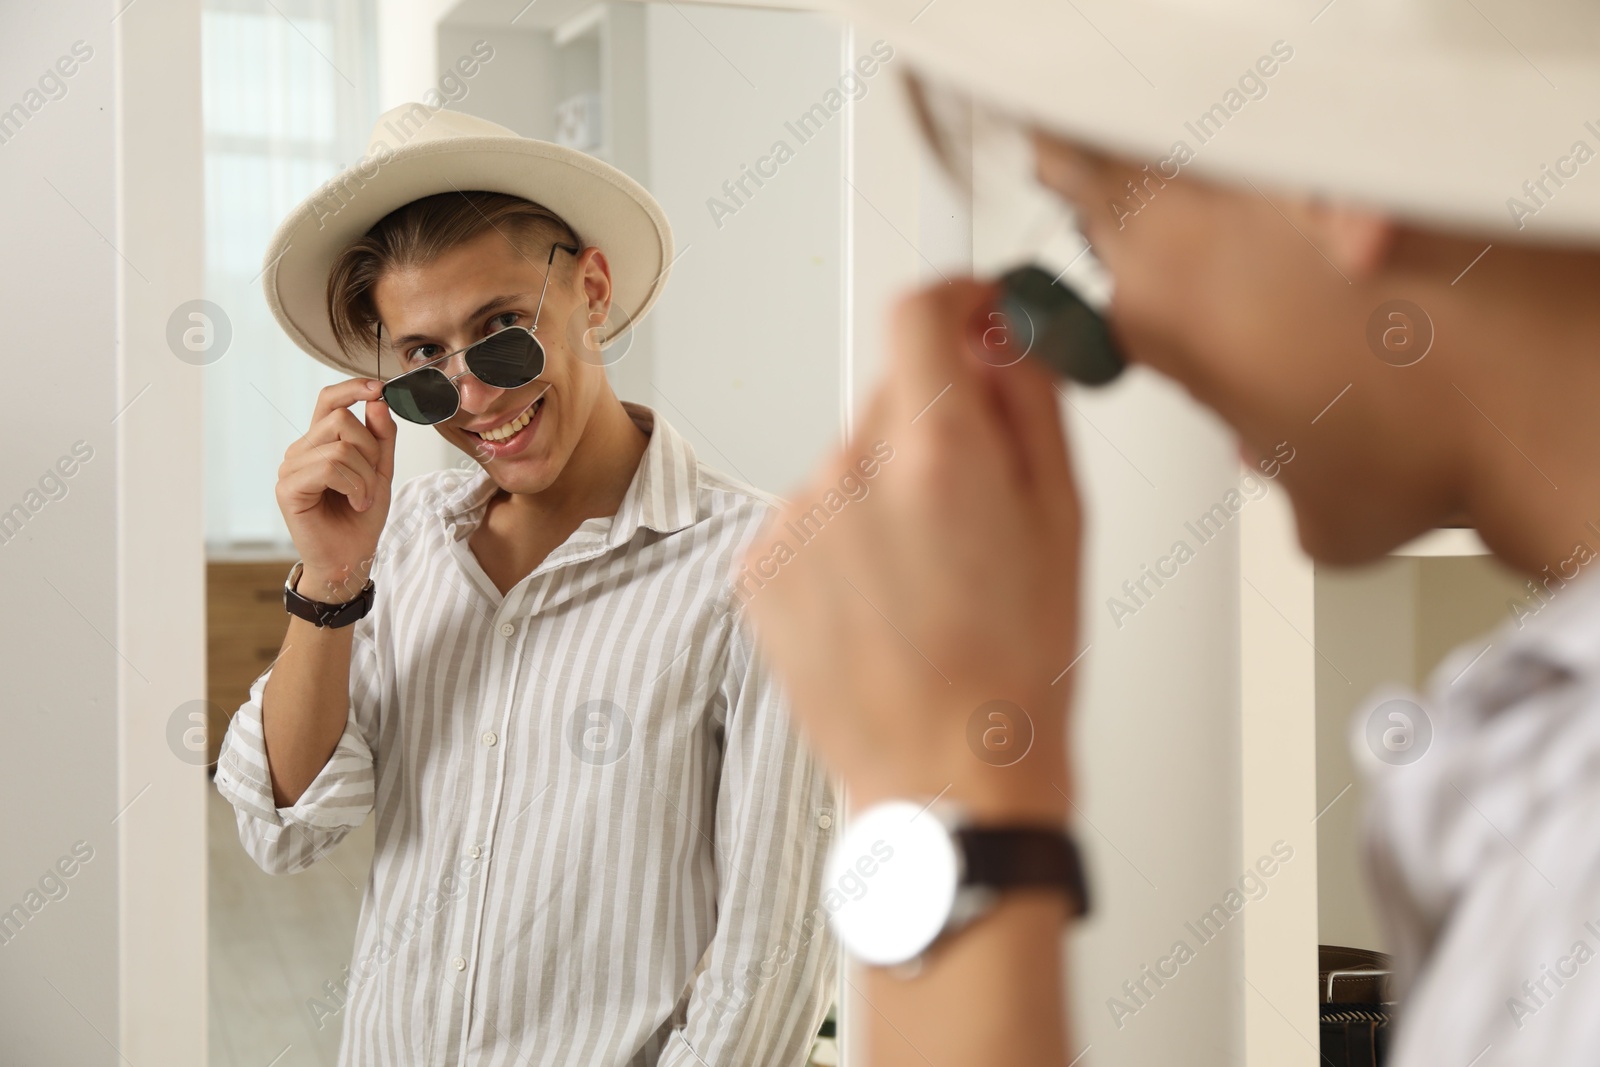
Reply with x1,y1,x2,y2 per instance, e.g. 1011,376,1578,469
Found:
206,541,297,563
1389,527,1489,557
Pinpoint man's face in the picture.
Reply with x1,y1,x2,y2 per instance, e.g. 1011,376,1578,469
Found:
371,228,612,495
1029,131,1471,564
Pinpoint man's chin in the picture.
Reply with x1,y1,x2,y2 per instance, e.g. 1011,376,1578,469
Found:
1289,497,1426,568
465,438,558,489
486,464,561,496
438,436,550,490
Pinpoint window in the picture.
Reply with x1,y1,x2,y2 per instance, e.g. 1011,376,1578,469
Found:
201,0,378,548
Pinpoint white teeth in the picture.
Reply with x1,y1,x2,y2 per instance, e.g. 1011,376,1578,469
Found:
478,399,540,441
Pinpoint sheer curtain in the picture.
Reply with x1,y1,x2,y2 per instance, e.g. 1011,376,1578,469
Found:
201,0,379,549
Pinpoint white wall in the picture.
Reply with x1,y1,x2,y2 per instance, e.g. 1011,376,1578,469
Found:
435,23,558,141
642,4,847,492
0,0,206,1063
0,4,123,1061
1315,558,1414,952
1063,380,1247,1067
1240,494,1319,1067
119,0,210,1055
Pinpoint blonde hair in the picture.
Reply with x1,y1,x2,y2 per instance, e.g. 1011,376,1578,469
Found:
326,190,580,365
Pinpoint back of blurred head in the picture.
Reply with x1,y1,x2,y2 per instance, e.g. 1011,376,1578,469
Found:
848,0,1600,575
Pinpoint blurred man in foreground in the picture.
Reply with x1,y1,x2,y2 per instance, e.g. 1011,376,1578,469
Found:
741,2,1600,1064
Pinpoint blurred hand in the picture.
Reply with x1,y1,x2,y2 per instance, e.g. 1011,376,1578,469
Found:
740,280,1084,821
275,378,397,601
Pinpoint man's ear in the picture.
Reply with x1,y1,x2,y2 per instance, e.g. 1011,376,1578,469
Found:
579,246,613,316
1301,199,1396,280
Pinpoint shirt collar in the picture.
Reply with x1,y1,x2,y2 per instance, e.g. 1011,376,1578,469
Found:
1454,559,1600,704
1508,561,1600,669
610,401,701,540
438,400,701,545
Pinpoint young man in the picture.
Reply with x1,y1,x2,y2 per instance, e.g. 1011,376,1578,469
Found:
215,104,836,1066
738,2,1600,1066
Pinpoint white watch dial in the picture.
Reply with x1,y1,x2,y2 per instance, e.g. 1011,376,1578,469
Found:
823,800,960,966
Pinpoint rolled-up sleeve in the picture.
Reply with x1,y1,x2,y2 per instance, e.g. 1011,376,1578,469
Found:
661,605,838,1067
214,613,382,876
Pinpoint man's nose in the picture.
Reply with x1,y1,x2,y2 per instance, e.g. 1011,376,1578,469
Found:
450,352,507,414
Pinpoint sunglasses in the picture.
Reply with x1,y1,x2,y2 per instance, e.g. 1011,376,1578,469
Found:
377,242,579,425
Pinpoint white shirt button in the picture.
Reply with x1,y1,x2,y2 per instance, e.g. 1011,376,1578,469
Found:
467,845,481,859
483,731,498,747
817,813,833,830
453,956,466,971
498,622,515,638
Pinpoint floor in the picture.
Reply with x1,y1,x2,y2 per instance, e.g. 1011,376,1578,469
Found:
208,779,373,1067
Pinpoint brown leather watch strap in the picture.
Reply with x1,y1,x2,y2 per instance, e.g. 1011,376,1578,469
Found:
954,826,1091,918
283,561,376,629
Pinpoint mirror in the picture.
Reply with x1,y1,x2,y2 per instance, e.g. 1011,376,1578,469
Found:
201,2,869,1063
1313,540,1526,948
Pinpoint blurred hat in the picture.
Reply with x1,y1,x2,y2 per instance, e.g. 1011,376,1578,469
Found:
262,103,673,379
834,0,1600,243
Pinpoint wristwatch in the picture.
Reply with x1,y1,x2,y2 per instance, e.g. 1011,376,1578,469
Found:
283,560,375,629
822,798,1089,969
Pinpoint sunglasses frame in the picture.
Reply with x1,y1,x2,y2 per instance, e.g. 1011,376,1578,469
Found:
376,241,580,425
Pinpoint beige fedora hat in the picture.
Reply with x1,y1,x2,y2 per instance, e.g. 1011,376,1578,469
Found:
832,0,1600,244
261,102,674,379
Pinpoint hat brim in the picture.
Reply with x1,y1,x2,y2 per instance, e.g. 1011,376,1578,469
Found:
836,0,1600,246
262,135,673,380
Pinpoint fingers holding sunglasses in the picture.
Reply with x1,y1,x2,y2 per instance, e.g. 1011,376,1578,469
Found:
291,378,387,465
275,440,392,595
294,404,384,477
365,389,397,483
275,377,398,592
309,377,385,427
279,441,381,513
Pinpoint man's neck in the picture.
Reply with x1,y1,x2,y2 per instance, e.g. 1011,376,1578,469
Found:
492,391,650,535
1439,246,1600,579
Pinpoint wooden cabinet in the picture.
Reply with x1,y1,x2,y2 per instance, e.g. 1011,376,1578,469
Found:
206,553,295,768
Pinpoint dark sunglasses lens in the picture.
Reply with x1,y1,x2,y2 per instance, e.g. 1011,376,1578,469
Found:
468,329,545,389
383,368,457,425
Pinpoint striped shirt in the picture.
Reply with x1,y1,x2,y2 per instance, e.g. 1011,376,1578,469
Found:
1356,564,1600,1067
215,401,838,1067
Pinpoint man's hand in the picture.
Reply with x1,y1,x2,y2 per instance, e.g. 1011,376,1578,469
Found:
739,279,1084,821
275,378,398,601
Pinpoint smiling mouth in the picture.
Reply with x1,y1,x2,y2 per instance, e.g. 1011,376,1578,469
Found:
470,388,549,441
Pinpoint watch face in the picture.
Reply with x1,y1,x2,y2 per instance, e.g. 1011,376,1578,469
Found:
823,800,959,966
